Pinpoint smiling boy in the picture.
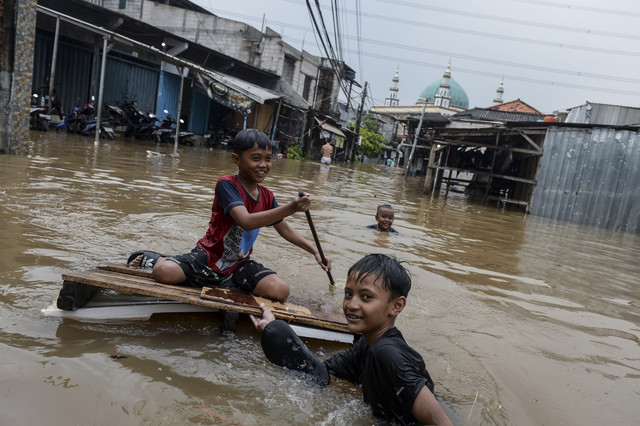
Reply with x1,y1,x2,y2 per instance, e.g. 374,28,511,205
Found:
367,204,398,233
128,129,330,303
251,254,452,425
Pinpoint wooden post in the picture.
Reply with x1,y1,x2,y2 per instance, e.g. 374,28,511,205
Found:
423,144,437,194
482,132,500,205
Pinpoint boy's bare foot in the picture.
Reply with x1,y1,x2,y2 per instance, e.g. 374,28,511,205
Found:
128,254,143,267
126,251,166,268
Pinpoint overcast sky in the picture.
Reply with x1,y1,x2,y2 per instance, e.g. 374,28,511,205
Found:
193,0,640,114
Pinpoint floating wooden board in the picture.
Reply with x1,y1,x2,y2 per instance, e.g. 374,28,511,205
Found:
58,262,351,335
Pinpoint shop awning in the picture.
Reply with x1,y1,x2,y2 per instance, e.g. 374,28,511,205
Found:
195,70,284,115
315,117,346,137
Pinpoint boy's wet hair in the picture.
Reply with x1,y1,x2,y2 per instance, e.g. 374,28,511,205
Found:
347,254,411,299
233,128,272,154
376,204,394,215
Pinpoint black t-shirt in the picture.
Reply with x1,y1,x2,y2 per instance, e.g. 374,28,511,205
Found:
323,327,434,425
366,224,398,234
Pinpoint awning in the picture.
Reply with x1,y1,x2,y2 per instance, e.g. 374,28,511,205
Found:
195,70,283,115
315,117,346,137
200,70,282,104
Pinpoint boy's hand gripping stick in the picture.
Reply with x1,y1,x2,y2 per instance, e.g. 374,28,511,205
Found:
298,192,336,286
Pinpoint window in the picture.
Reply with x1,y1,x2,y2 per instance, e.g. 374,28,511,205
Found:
302,75,313,101
119,0,127,9
282,56,296,85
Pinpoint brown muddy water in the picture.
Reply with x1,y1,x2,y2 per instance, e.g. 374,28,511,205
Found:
0,131,638,425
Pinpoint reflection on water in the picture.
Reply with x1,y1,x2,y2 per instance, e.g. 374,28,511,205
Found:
0,131,638,425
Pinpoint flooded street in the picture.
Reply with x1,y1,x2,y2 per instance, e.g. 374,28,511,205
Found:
1,131,639,425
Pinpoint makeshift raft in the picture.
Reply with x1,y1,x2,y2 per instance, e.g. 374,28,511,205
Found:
43,262,354,343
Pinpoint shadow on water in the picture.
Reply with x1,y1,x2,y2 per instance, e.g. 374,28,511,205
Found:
0,131,638,424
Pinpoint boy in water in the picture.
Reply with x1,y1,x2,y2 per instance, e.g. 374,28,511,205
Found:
367,204,398,233
251,254,452,425
128,129,330,302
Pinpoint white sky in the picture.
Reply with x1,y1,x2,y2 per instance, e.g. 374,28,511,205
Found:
193,0,640,114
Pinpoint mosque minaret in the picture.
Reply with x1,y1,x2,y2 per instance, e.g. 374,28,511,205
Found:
493,76,505,104
433,59,452,108
384,65,400,107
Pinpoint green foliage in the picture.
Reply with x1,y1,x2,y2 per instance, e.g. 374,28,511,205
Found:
350,113,386,158
357,128,386,157
361,113,380,133
286,144,304,159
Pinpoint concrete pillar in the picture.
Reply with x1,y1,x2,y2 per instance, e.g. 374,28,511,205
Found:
0,0,37,155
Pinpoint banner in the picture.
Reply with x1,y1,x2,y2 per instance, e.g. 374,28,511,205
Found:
195,72,254,115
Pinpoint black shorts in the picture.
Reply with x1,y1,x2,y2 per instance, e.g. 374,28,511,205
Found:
165,247,276,293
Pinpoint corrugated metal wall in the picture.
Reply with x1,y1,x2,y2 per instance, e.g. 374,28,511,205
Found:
530,126,640,233
33,34,93,114
155,71,180,125
104,56,159,113
34,32,159,117
189,88,210,134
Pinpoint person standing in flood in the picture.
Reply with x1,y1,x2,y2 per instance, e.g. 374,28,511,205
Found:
320,141,334,165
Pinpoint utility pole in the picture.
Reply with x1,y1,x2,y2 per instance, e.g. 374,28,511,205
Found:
404,98,427,176
352,81,367,162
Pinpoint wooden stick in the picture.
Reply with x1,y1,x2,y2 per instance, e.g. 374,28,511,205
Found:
299,192,336,286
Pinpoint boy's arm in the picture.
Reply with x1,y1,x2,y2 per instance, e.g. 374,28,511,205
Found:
250,304,330,386
273,219,332,272
228,194,310,231
412,386,453,426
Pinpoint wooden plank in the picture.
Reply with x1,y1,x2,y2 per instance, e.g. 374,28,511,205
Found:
98,262,153,278
62,267,351,333
202,287,321,323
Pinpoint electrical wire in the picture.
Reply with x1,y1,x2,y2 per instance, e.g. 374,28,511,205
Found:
372,0,640,41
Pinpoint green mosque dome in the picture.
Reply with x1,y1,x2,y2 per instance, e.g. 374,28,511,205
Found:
418,77,469,109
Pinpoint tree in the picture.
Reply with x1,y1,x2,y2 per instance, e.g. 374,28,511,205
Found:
351,113,386,158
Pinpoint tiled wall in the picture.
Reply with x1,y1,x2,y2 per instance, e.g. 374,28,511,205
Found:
0,0,37,154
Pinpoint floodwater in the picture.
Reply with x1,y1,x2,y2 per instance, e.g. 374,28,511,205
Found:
1,131,638,425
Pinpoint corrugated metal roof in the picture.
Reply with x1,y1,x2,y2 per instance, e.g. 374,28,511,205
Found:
453,108,545,123
565,103,640,126
530,126,640,233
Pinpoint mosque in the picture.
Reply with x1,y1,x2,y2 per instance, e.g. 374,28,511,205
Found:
371,61,542,150
374,60,498,119
382,61,471,113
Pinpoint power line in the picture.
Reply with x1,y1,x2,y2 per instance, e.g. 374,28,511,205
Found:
210,5,640,64
373,0,640,41
343,34,640,85
354,49,640,98
347,8,640,58
505,0,640,18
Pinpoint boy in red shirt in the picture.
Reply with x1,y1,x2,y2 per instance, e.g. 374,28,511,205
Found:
128,129,330,303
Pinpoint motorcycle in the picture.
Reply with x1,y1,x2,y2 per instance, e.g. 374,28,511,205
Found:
56,100,115,139
103,103,130,132
153,110,195,146
204,127,235,149
123,101,157,140
29,94,51,131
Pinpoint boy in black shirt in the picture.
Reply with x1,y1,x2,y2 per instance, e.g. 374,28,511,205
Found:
251,254,452,425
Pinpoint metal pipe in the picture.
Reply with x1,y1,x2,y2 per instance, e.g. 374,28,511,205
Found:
270,99,283,142
48,16,60,111
405,98,427,176
94,36,108,143
174,67,185,156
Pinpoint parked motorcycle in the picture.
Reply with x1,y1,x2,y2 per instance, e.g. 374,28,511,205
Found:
123,101,157,140
29,94,51,131
153,110,195,146
103,103,130,132
56,100,115,139
204,127,235,149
